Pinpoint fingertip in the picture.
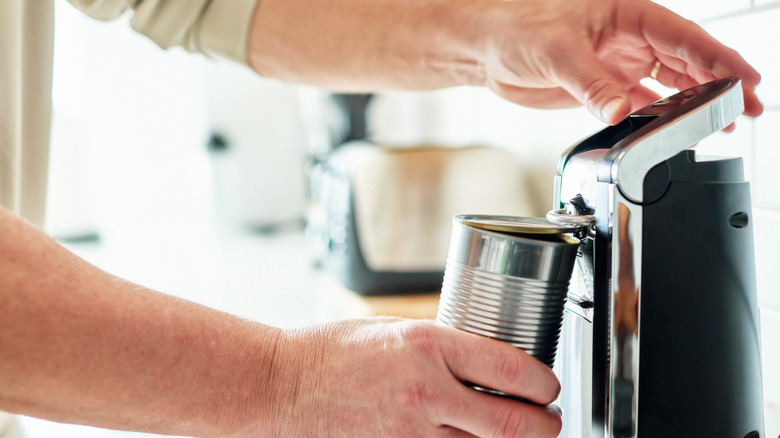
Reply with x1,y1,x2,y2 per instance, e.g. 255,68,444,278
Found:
744,93,764,118
548,405,564,436
524,354,561,405
542,366,561,405
745,69,762,89
596,96,631,125
443,331,561,406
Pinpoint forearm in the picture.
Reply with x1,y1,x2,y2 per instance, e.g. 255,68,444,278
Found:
247,0,492,91
247,0,763,124
0,208,565,437
0,208,280,437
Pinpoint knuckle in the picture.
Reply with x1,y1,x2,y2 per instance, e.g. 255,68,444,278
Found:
399,321,439,355
494,407,531,438
495,350,528,386
583,77,618,104
399,380,440,412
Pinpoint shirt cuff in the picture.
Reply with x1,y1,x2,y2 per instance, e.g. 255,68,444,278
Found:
194,0,258,65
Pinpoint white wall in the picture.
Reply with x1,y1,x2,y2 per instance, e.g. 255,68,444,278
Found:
47,3,212,242
47,2,309,242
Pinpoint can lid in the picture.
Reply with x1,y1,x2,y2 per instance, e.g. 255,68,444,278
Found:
454,215,581,235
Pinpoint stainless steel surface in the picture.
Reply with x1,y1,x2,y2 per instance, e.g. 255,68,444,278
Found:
607,78,743,203
546,209,596,227
554,305,593,437
552,78,748,438
556,167,642,438
606,188,642,438
556,149,609,209
552,203,597,438
436,217,580,368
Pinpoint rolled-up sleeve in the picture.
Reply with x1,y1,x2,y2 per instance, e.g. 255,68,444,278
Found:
67,0,258,64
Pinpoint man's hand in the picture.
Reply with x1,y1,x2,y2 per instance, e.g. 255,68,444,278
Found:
262,318,562,437
476,0,762,124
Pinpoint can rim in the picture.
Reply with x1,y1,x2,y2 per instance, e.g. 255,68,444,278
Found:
454,215,582,240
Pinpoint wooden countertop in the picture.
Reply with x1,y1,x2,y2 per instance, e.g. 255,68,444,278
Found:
321,276,441,320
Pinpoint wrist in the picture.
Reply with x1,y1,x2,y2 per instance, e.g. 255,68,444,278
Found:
236,327,309,438
213,324,287,438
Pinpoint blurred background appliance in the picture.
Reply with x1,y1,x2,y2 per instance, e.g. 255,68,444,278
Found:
311,142,538,295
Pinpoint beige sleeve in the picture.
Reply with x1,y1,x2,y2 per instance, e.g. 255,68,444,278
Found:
66,0,258,64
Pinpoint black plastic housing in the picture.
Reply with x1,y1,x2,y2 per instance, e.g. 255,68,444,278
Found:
636,150,764,436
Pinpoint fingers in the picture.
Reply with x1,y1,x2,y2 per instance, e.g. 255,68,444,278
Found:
436,384,562,438
636,1,763,115
651,54,763,118
487,80,581,109
566,0,762,123
643,11,760,87
627,85,662,112
550,48,633,124
438,326,560,405
490,71,660,117
649,55,695,90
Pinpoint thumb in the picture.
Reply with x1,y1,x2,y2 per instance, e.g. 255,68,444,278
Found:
554,52,632,125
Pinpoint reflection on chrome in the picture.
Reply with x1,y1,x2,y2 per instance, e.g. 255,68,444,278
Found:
608,199,641,437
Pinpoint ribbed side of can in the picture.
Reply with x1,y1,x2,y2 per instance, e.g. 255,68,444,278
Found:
437,259,569,367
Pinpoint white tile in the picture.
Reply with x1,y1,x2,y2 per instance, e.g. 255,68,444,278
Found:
753,112,780,211
761,309,780,407
754,0,780,8
695,118,754,180
705,8,780,108
767,404,780,438
755,210,780,311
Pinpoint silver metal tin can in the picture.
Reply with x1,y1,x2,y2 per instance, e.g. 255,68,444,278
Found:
436,215,581,368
